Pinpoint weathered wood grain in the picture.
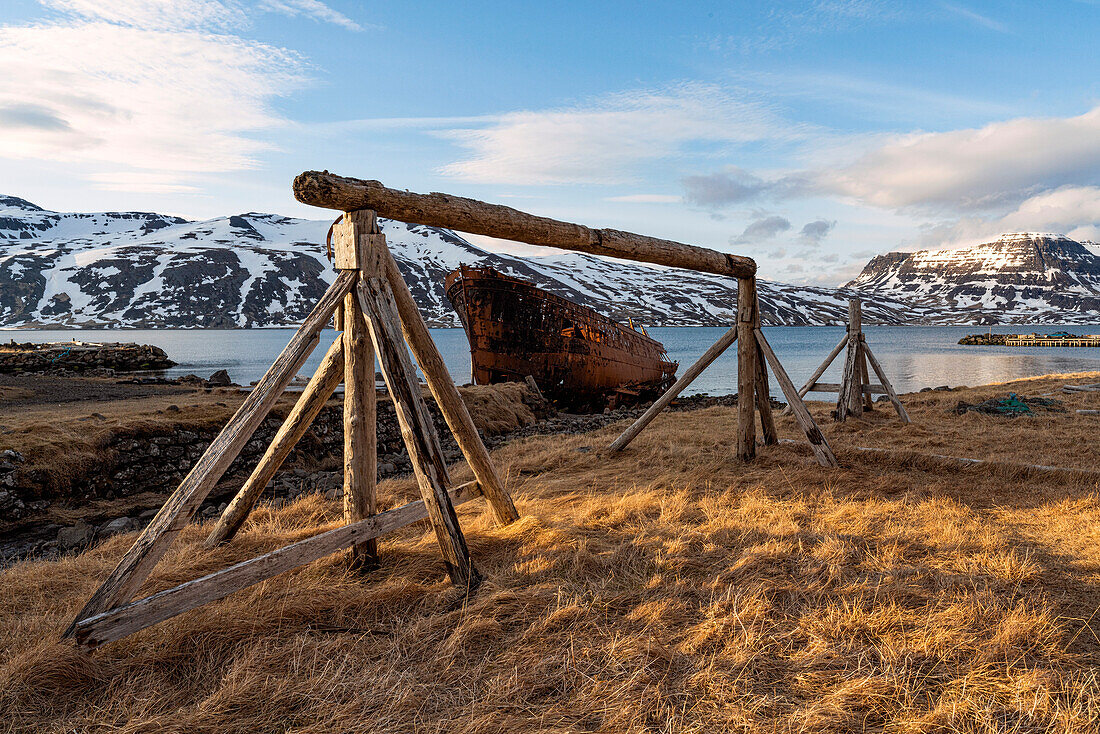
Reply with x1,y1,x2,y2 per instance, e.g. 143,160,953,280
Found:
343,288,378,568
63,272,355,638
357,275,479,588
75,481,483,648
293,172,756,280
807,382,887,394
754,328,838,468
382,246,518,525
736,278,757,461
204,337,346,548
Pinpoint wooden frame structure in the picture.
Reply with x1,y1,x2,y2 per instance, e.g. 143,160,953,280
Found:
784,298,909,423
65,208,521,649
608,276,838,467
63,172,840,648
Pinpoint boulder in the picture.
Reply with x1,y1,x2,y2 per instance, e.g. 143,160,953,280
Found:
58,522,95,551
207,369,232,386
100,517,137,537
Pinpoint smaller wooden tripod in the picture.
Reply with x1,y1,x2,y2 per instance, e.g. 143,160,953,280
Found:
786,299,909,423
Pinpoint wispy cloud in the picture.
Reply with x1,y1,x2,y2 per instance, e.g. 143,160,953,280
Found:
0,1,309,192
438,83,803,185
941,2,1011,33
41,0,247,30
604,194,681,203
732,215,791,244
799,219,836,244
257,0,369,31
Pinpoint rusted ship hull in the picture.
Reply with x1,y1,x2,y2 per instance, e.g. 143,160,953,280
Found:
445,266,676,404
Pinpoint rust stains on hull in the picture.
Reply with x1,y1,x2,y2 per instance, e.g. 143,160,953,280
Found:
444,266,677,404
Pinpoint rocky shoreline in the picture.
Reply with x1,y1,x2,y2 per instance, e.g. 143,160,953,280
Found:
0,340,175,373
0,391,747,566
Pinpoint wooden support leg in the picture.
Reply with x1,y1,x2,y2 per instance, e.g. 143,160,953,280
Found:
382,249,519,525
343,291,379,569
63,272,355,638
862,339,910,424
205,337,345,548
357,276,479,588
836,299,863,421
781,333,848,416
859,343,874,411
736,277,757,461
609,326,736,451
754,306,778,446
754,329,839,468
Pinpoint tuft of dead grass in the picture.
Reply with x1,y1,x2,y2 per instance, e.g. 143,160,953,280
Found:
2,373,1100,732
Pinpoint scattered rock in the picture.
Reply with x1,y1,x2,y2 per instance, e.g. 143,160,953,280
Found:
207,369,232,386
100,517,137,537
57,522,95,552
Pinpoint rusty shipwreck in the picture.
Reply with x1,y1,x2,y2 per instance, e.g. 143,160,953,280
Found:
444,265,677,405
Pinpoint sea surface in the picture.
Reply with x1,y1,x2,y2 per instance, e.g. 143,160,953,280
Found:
8,325,1100,400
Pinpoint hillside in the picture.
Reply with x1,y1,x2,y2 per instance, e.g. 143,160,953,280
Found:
1,197,920,328
847,233,1100,323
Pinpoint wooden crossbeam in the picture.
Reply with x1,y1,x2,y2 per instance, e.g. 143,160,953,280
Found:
75,481,483,648
63,272,355,638
293,172,756,280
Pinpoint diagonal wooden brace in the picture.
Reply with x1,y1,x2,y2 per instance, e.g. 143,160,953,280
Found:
356,273,479,588
63,272,355,638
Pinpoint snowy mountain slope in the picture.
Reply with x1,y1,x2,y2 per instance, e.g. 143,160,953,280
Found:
847,233,1100,323
2,198,1094,328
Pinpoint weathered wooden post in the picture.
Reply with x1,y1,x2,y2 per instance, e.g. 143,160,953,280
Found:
736,277,758,461
336,211,380,568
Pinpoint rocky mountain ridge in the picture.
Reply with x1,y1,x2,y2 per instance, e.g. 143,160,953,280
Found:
846,233,1100,324
2,198,1096,328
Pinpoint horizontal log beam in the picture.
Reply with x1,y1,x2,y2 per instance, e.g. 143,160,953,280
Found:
293,171,756,280
75,481,483,649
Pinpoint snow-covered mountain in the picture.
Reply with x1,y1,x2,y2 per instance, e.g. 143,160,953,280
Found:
846,233,1100,324
2,198,1094,328
0,196,924,328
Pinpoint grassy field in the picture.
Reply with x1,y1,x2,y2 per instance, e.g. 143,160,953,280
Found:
2,373,1100,732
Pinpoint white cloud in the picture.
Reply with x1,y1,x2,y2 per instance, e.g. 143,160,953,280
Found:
0,7,308,191
257,0,366,31
41,0,247,30
604,194,681,204
911,186,1100,249
812,106,1100,211
439,84,802,185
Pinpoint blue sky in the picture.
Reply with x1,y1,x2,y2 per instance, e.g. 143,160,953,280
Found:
2,0,1098,285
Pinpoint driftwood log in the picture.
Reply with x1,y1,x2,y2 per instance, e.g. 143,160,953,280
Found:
294,171,756,280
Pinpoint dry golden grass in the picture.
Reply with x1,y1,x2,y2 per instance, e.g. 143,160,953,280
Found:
0,380,537,506
2,373,1100,732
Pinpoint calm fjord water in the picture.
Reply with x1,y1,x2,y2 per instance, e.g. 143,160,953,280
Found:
10,325,1100,399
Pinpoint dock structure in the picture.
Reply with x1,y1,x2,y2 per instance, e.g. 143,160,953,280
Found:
1004,334,1100,347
